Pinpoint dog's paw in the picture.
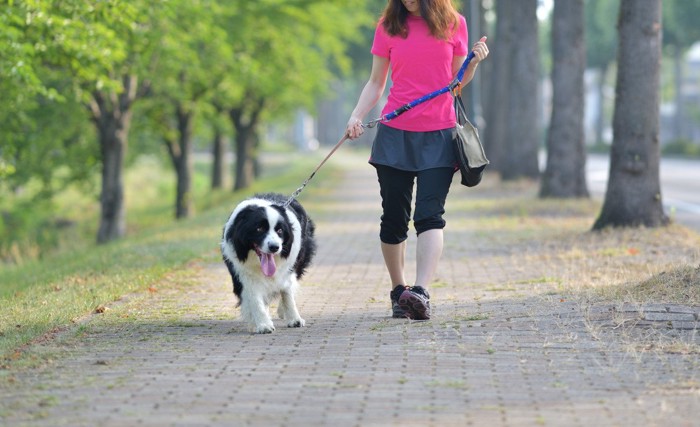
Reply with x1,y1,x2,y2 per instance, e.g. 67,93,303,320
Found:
254,323,275,334
287,318,305,328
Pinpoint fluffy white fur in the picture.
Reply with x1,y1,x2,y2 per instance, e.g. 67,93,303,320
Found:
221,194,315,334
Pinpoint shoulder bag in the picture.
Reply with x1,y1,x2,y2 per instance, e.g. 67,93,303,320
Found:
452,93,489,187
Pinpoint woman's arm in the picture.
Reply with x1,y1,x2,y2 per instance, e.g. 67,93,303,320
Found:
455,36,489,86
345,55,390,139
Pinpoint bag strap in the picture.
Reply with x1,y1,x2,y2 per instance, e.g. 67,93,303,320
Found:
452,92,470,127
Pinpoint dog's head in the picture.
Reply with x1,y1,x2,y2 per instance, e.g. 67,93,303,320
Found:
223,201,294,277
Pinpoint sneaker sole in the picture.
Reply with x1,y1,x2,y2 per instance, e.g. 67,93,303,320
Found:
398,293,430,320
392,303,408,318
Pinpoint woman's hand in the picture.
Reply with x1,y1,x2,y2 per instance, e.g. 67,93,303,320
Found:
346,55,389,140
472,36,489,63
345,116,364,139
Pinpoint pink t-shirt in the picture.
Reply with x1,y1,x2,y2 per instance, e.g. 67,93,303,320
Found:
371,14,468,132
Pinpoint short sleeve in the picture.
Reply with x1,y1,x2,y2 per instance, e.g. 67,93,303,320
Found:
371,21,390,58
453,15,468,56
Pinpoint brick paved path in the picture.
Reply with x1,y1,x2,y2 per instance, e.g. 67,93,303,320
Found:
1,156,699,426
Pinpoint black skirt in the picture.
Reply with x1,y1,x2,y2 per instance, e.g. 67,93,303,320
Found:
369,124,457,172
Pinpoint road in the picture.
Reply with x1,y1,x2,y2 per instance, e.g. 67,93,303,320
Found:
586,154,700,231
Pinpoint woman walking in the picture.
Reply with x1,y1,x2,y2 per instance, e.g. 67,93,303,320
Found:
345,0,489,320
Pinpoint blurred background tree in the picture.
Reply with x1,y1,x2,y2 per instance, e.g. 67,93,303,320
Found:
540,0,588,199
594,0,667,229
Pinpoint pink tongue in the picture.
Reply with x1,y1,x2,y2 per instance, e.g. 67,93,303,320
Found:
260,253,276,277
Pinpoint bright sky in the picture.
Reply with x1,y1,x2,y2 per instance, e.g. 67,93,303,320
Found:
537,0,554,21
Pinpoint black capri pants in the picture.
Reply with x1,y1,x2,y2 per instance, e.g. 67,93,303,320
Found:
375,164,455,245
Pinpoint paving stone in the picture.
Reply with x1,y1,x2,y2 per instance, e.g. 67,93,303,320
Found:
671,321,699,330
644,312,696,322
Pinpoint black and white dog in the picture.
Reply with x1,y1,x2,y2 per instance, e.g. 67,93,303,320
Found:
221,193,316,334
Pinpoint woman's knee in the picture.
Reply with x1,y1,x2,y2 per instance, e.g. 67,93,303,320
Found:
380,218,409,244
414,216,446,235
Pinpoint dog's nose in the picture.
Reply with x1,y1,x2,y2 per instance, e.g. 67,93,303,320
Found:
268,243,280,253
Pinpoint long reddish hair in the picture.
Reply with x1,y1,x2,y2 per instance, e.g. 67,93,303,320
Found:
381,0,460,40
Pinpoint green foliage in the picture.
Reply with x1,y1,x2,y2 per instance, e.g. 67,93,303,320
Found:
214,0,374,114
663,0,700,50
1,0,374,253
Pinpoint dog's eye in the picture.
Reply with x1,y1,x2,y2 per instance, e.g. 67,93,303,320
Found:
275,228,283,237
256,226,265,233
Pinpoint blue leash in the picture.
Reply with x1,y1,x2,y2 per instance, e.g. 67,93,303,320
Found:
363,51,475,128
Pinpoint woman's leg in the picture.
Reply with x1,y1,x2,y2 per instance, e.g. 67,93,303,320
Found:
381,240,407,287
415,229,443,288
413,167,454,288
375,165,414,288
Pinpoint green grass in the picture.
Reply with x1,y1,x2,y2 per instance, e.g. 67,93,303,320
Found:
0,150,339,359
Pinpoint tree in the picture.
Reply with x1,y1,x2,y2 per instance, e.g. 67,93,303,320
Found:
146,0,230,219
20,0,161,243
482,0,512,172
593,0,667,229
1,0,142,245
540,0,588,198
500,0,540,180
209,106,229,190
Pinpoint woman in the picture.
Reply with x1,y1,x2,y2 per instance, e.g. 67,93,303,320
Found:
345,0,489,320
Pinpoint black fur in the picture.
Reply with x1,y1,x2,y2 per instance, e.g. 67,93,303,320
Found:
221,193,316,302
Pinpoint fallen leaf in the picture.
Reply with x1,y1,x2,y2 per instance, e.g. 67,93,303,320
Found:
94,305,109,314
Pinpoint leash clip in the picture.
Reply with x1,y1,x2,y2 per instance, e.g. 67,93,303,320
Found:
362,116,384,129
449,80,463,97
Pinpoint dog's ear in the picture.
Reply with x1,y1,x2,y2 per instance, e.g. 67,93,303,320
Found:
279,218,294,257
271,205,294,257
229,206,256,262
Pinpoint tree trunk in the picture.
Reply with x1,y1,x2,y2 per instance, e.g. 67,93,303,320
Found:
211,125,225,189
88,75,139,244
252,131,262,179
96,118,128,243
228,96,264,191
176,105,193,219
483,0,512,172
593,0,668,229
501,0,540,180
163,104,194,219
233,126,255,191
540,0,589,198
